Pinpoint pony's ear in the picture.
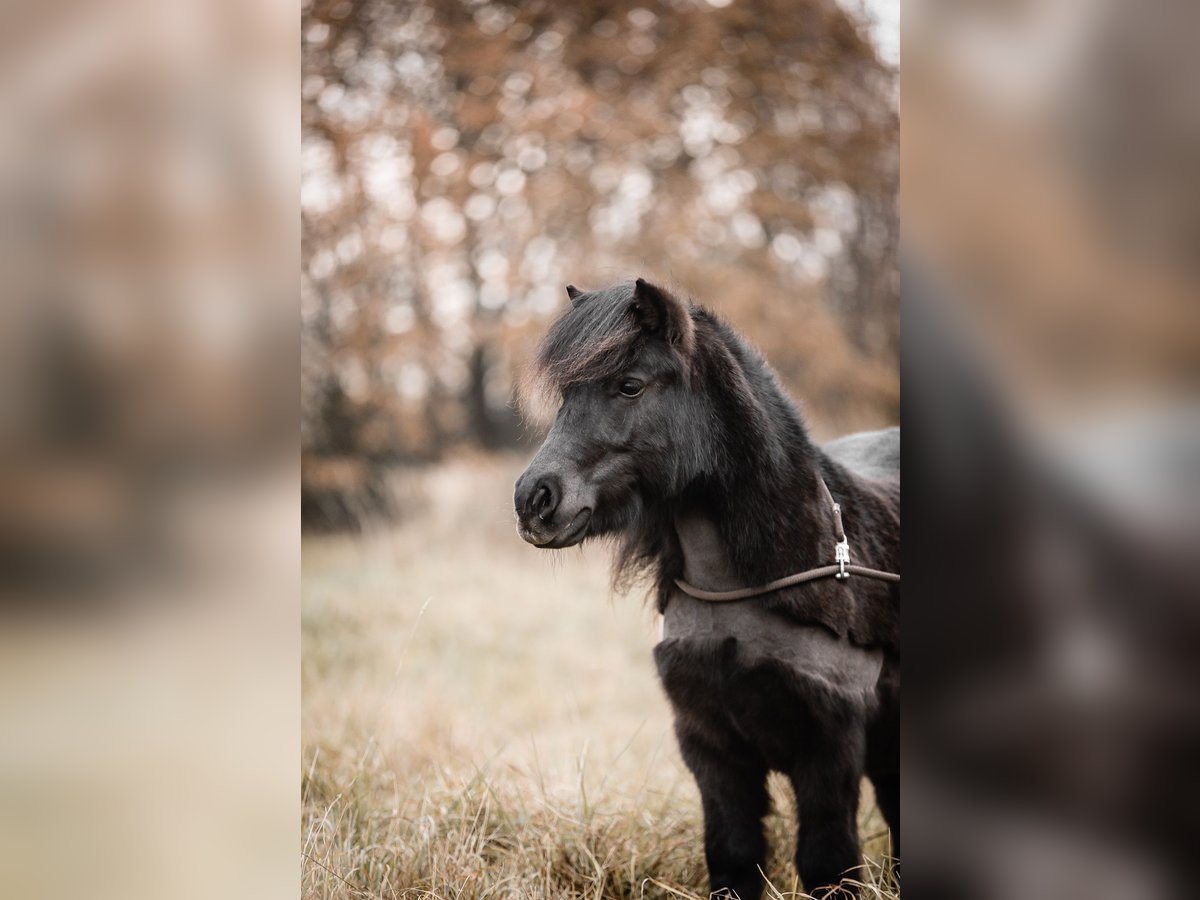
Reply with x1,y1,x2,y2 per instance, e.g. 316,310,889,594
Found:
565,284,583,305
632,278,694,356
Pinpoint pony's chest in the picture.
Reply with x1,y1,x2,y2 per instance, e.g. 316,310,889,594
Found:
660,591,883,695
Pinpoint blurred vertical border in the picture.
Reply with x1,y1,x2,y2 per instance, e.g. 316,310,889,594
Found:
904,1,1200,898
0,1,297,899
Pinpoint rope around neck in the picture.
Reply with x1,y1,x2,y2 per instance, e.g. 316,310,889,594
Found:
673,475,900,603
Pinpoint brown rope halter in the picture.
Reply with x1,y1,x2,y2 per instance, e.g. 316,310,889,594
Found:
673,476,900,602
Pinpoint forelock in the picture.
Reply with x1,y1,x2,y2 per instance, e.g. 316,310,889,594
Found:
520,282,643,421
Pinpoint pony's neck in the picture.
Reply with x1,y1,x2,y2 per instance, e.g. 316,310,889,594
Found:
674,335,836,586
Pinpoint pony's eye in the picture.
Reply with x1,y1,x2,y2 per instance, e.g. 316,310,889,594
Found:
618,379,645,398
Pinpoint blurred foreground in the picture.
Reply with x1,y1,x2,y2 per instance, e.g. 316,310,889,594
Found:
302,455,896,898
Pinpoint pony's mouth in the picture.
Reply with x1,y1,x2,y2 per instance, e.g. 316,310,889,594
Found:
519,507,592,549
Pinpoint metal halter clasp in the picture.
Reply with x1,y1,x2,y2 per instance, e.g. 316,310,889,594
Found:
834,537,851,580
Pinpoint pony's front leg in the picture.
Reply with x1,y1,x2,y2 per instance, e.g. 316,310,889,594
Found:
675,723,770,900
790,740,865,899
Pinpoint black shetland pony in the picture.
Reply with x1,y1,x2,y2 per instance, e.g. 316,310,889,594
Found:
515,279,899,899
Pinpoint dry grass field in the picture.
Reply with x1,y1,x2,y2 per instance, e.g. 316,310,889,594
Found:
302,456,897,899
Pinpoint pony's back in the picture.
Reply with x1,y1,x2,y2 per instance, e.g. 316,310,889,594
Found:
823,426,899,484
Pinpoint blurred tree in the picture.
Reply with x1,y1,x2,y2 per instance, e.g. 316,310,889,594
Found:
301,0,897,524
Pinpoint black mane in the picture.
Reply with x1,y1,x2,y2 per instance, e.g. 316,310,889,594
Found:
532,281,648,390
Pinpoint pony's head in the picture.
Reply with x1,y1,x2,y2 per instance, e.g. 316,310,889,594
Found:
514,278,708,549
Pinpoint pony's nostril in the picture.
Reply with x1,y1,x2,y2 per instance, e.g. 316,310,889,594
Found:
518,474,560,524
534,485,552,519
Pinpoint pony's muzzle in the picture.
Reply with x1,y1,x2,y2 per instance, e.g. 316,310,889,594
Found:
514,468,593,548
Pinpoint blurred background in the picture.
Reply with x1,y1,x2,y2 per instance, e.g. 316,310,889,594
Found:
300,0,899,531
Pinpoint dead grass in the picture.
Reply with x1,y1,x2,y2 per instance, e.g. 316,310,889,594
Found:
302,455,898,899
